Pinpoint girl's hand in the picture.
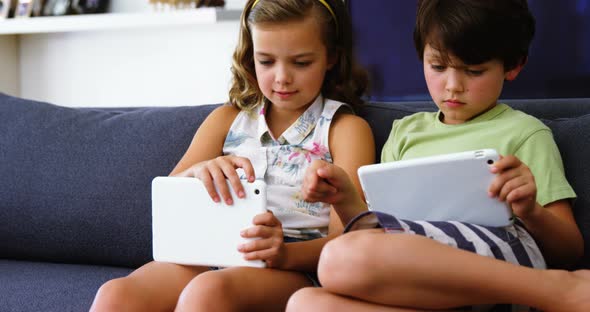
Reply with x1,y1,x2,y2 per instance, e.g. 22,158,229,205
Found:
238,211,286,268
302,159,355,205
176,155,255,205
488,155,539,218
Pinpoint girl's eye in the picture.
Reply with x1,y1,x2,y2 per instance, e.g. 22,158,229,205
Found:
431,65,445,71
258,60,273,66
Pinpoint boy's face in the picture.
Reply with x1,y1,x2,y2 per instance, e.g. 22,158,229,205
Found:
423,44,522,125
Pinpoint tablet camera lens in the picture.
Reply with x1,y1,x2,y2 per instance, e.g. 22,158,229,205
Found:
487,159,494,165
254,189,260,195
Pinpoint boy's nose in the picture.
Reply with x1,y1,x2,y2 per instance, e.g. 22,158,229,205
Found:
445,70,464,93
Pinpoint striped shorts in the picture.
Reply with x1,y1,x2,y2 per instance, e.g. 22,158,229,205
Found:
344,211,546,312
344,211,546,269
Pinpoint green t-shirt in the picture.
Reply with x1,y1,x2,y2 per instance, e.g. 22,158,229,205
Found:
381,104,575,206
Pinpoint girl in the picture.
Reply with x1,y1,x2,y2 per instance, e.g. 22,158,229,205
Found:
90,0,374,311
288,0,590,311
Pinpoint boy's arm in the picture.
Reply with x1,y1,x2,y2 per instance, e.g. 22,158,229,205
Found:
280,113,374,271
518,200,583,268
307,112,374,228
489,155,583,268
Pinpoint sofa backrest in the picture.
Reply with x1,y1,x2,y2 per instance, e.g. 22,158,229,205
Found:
1,93,589,269
0,93,216,268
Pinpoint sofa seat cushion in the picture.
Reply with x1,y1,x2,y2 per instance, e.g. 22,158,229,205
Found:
0,260,132,312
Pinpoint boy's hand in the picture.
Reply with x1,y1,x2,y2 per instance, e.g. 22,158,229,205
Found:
238,211,286,268
301,159,356,206
488,155,539,218
176,155,255,205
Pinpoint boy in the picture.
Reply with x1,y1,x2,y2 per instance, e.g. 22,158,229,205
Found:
287,0,590,311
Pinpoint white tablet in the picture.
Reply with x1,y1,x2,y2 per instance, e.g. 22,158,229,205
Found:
152,177,267,268
357,149,513,227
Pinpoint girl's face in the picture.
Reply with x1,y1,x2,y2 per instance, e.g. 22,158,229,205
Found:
251,16,334,115
423,44,522,125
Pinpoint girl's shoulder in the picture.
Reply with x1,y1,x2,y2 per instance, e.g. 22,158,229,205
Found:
198,104,243,136
210,104,242,119
211,104,245,123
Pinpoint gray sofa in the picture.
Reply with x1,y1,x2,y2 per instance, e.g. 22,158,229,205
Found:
1,92,589,311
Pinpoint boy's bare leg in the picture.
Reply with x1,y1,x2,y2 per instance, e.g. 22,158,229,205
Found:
317,229,590,311
287,287,439,312
90,261,208,311
175,266,313,312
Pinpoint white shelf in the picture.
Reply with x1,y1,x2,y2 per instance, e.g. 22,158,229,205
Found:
0,8,242,35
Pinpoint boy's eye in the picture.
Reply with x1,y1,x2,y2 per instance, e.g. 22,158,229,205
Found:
294,61,311,67
466,69,484,76
430,64,446,71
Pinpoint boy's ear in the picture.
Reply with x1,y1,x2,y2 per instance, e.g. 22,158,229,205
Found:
505,57,527,81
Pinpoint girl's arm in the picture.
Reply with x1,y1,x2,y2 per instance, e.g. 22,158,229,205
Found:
170,105,240,175
170,105,257,203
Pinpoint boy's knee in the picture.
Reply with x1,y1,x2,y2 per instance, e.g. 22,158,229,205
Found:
177,271,235,310
318,231,379,288
319,231,424,291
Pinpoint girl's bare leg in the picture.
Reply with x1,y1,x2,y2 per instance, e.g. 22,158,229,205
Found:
90,261,208,311
316,230,590,311
175,266,313,312
287,287,435,312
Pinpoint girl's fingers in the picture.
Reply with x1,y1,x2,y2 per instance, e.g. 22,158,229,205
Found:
251,211,281,227
208,163,233,205
242,248,279,261
199,171,220,203
241,225,276,238
238,236,281,253
231,157,256,182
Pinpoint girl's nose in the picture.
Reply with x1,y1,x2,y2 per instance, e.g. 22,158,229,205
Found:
275,65,292,86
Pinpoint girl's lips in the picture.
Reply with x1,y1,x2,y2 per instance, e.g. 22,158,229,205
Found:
275,91,297,99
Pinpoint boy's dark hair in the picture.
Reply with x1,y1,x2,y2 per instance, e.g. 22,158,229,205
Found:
413,0,535,71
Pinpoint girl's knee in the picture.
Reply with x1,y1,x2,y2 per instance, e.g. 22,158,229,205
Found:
176,271,236,310
286,287,327,312
90,278,139,312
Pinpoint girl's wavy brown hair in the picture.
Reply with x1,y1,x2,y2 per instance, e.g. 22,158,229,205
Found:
228,0,368,112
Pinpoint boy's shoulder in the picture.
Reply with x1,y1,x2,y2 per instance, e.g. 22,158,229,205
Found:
393,110,438,128
498,104,550,131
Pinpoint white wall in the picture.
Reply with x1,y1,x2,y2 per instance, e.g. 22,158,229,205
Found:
0,35,20,97
19,22,239,107
109,0,247,12
1,0,247,107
